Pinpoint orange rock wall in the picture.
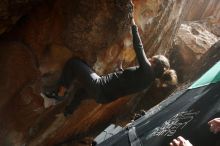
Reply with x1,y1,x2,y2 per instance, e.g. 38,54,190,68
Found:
0,0,202,145
183,0,220,21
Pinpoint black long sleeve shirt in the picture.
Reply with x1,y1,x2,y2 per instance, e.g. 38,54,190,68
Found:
97,25,154,102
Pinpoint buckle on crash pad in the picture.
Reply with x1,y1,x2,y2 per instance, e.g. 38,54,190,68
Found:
126,122,143,146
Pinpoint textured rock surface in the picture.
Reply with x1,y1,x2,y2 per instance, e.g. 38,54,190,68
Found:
176,22,218,58
183,0,220,21
196,17,220,37
169,22,219,82
0,0,42,35
168,0,220,83
0,41,42,146
0,0,219,146
188,40,220,81
183,0,220,37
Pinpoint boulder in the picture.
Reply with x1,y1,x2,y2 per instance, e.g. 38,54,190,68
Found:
183,0,220,37
1,0,219,145
170,22,219,82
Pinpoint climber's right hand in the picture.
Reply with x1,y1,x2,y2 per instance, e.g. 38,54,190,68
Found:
128,0,135,26
128,0,134,13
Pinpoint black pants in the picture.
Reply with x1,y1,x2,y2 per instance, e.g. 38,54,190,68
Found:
59,58,101,99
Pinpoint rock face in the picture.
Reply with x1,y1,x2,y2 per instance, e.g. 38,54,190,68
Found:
189,40,220,80
170,22,219,82
0,0,219,146
183,0,220,37
0,41,42,146
183,0,220,21
169,0,220,82
196,17,220,37
0,0,42,34
176,22,218,59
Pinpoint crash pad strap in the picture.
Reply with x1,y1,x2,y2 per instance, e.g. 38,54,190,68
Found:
128,127,142,146
189,61,220,89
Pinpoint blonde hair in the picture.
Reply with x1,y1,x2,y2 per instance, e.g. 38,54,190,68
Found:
152,55,170,78
161,69,178,86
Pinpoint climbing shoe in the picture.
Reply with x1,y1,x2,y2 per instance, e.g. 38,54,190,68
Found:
63,104,75,117
44,91,65,101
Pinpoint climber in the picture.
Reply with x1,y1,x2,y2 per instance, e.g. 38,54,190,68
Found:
43,0,177,106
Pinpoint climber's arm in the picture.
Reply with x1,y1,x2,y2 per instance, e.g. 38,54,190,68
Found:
131,19,151,69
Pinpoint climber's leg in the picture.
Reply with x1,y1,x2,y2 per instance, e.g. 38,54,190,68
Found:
63,88,87,117
45,58,101,101
60,59,101,93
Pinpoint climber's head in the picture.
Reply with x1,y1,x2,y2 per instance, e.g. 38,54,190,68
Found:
149,55,170,78
160,69,178,86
